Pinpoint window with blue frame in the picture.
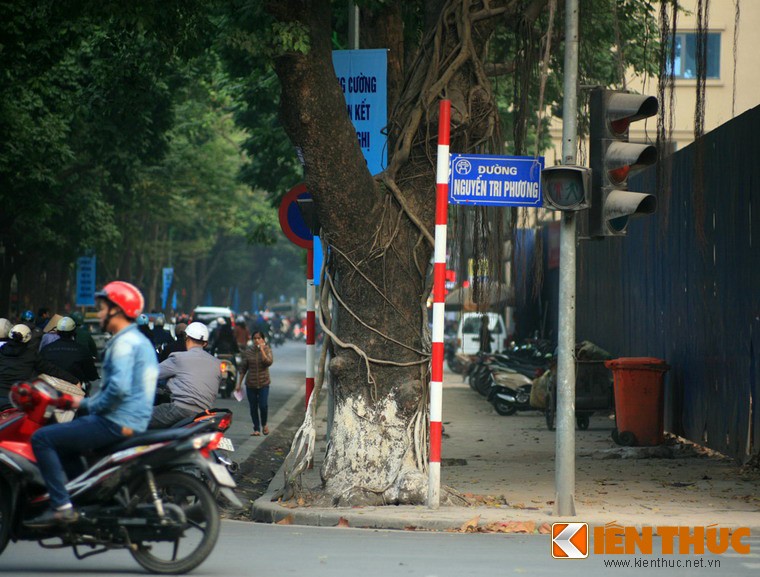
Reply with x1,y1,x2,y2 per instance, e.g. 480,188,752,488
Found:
668,32,721,79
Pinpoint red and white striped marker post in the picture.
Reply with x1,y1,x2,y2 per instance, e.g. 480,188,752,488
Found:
306,246,316,408
428,99,451,509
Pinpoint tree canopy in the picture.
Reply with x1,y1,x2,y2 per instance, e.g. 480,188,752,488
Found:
0,1,302,316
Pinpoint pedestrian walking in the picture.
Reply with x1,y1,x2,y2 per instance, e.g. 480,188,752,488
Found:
236,331,273,436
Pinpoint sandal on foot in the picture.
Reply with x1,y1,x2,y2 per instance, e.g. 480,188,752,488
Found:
251,431,261,436
263,426,270,435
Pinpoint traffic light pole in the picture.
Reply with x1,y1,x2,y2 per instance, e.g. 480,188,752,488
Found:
555,0,579,517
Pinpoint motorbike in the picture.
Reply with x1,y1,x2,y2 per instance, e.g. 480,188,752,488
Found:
153,384,238,476
444,334,467,374
270,328,285,348
216,354,237,399
0,380,241,574
172,407,239,476
467,346,552,397
486,370,534,416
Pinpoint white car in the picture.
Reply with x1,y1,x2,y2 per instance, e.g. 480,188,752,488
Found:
456,312,506,355
191,306,236,328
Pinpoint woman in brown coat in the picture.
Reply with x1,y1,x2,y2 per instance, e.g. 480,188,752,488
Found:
236,331,273,436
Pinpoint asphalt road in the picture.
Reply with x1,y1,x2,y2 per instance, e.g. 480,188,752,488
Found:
2,521,759,576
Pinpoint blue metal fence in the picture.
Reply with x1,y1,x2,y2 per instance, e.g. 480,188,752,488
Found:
538,105,760,462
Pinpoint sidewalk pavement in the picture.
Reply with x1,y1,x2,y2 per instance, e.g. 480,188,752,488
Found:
252,367,760,532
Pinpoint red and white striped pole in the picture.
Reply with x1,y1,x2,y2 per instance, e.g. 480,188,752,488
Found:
306,246,316,408
428,99,451,509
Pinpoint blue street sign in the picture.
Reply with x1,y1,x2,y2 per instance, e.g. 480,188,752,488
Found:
449,154,545,207
76,256,96,307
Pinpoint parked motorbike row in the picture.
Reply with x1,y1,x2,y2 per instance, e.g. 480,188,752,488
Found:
448,338,554,417
0,380,242,573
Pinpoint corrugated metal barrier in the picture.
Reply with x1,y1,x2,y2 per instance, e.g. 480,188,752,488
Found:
537,105,759,463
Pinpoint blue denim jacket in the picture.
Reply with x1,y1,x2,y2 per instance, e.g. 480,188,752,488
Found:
80,324,158,433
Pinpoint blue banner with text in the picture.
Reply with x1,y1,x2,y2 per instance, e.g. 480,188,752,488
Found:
332,49,387,175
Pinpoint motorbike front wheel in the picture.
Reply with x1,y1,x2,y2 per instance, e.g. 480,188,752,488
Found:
130,471,220,575
493,399,517,416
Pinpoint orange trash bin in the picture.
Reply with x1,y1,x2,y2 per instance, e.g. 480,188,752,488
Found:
605,357,670,446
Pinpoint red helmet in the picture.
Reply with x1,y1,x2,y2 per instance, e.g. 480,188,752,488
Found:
95,281,144,320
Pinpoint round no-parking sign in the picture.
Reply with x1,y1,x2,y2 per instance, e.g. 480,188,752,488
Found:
278,183,313,249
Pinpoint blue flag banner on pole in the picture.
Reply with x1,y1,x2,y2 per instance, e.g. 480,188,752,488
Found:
313,236,324,286
76,256,96,307
332,49,387,175
161,268,173,309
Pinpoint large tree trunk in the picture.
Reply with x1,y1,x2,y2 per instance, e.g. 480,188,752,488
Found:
268,0,521,505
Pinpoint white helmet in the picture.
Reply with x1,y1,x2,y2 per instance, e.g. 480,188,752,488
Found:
57,316,76,333
0,318,11,339
185,322,209,342
9,324,31,344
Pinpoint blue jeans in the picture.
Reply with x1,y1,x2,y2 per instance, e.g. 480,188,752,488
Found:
246,386,270,432
31,415,125,508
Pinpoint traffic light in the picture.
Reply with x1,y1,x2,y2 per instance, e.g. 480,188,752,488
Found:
588,89,658,237
542,165,590,211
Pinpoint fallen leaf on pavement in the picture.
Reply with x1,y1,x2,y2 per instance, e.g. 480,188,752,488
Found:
481,521,536,533
337,517,350,528
276,514,294,525
460,515,481,532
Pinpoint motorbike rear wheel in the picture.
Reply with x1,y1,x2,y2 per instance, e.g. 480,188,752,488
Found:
545,394,556,430
130,471,220,575
474,372,492,396
0,480,10,555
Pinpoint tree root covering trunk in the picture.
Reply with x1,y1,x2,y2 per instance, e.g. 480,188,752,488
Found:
318,394,428,506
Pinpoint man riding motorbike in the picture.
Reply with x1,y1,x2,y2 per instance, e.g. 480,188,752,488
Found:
157,322,187,362
149,321,223,429
151,314,174,350
70,310,98,360
0,324,79,410
27,280,158,527
39,316,99,389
